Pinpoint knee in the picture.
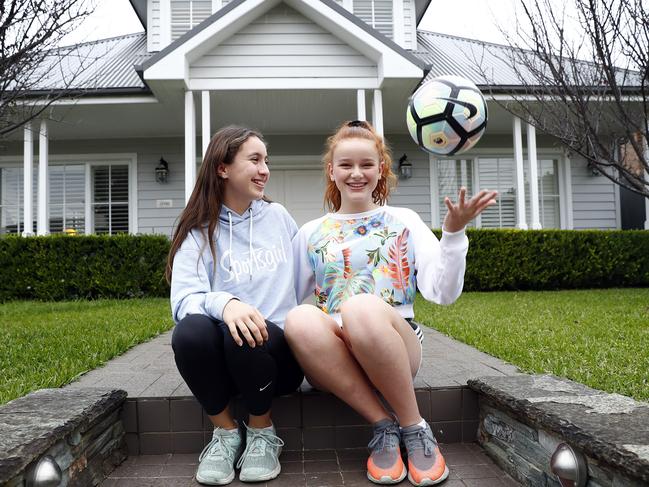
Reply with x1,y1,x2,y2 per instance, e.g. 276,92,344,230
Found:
171,314,214,353
340,294,383,324
284,305,319,344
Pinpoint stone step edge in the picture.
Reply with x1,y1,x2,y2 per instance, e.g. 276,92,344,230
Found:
0,388,127,484
468,374,649,485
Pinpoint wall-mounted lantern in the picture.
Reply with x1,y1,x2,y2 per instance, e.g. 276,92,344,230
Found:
398,154,412,179
155,157,169,183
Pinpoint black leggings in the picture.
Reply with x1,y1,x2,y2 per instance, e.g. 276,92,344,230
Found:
171,314,304,416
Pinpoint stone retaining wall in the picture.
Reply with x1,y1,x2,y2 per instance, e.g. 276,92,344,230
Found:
469,375,649,487
0,388,127,486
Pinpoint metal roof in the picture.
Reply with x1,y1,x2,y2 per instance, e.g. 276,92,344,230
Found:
414,30,643,90
21,33,150,94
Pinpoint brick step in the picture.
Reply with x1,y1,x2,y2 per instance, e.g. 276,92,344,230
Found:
103,443,522,486
121,386,480,456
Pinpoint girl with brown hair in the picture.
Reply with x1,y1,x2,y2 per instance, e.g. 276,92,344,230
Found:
285,120,497,486
167,126,303,485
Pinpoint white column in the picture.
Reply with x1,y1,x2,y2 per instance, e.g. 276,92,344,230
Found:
185,90,197,205
23,123,34,236
563,152,574,229
160,0,171,47
372,89,383,137
393,0,405,46
527,122,542,229
37,120,49,236
513,117,527,230
356,89,366,121
202,91,210,158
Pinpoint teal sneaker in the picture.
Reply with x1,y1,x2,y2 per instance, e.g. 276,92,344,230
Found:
237,424,284,482
196,427,242,485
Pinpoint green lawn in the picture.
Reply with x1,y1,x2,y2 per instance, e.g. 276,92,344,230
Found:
0,298,173,404
415,288,649,402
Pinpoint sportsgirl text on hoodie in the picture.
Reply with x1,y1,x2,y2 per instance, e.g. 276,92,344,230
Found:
170,199,298,327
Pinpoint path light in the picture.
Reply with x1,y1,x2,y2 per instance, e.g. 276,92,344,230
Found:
550,443,587,487
25,455,62,487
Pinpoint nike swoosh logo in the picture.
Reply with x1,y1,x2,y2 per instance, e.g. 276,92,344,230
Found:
259,381,272,392
436,97,478,118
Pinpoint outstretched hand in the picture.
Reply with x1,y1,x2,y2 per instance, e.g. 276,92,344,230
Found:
443,187,498,233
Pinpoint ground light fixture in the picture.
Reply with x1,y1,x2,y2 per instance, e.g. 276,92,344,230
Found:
25,455,62,487
550,442,588,487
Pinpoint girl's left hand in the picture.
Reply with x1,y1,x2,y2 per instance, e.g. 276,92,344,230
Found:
443,187,498,233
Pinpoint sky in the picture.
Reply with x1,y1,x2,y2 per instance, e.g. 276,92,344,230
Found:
61,0,521,46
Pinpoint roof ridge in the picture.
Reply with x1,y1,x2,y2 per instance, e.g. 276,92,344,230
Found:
417,29,514,51
58,32,146,50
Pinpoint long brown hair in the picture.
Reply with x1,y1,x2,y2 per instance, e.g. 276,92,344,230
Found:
165,126,266,284
323,120,396,212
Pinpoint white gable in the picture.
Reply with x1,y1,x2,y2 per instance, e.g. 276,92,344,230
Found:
189,4,377,86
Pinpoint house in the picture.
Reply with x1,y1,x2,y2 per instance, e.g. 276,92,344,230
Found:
1,0,645,237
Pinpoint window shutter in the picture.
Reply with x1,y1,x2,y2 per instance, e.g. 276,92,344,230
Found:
49,165,85,234
354,0,394,39
93,165,129,235
171,0,212,40
437,159,475,228
479,158,517,228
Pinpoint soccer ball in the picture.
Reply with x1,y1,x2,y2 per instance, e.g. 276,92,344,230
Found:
406,75,488,156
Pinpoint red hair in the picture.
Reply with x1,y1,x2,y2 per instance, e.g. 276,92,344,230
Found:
323,120,396,212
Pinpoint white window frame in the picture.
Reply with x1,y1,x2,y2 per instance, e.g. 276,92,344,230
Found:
429,148,568,229
0,153,138,235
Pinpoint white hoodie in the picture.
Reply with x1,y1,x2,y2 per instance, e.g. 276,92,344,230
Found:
170,199,298,327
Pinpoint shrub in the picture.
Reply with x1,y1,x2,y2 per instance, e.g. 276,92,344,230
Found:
435,229,649,291
0,234,170,301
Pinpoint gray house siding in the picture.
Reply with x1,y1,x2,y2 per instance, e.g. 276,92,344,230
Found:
570,156,619,230
189,4,377,81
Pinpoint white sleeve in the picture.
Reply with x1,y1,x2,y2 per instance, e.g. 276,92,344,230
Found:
407,211,469,305
170,233,237,324
292,222,317,305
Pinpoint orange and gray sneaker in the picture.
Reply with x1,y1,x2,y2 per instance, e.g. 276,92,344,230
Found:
366,418,407,484
402,422,449,485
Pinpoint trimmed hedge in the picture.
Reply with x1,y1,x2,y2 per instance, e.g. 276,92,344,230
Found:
0,229,647,301
439,229,649,291
0,234,170,301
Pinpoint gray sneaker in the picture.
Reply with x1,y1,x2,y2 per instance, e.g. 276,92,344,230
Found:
196,427,243,485
237,424,284,482
402,422,449,486
366,418,407,484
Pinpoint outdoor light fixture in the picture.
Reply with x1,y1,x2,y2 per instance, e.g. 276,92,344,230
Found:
398,154,412,179
25,455,62,487
155,157,169,183
550,443,587,487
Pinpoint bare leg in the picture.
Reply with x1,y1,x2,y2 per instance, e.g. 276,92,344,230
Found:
340,294,423,427
284,304,391,423
248,411,273,428
208,404,238,429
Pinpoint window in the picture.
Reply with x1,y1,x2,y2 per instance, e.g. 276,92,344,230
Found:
92,165,129,235
525,159,561,228
0,167,37,235
354,0,394,39
49,165,85,234
478,158,517,228
436,159,476,228
171,0,212,40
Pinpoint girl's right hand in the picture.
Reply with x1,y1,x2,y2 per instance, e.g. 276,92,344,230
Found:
222,299,269,347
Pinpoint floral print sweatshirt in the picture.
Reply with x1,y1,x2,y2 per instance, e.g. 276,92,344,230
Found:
293,206,469,325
